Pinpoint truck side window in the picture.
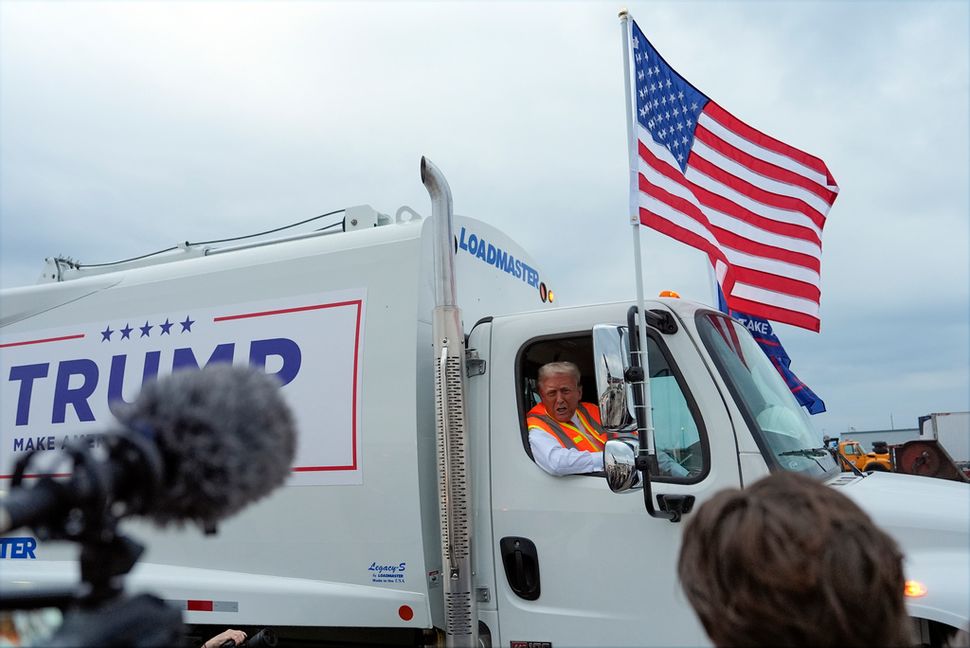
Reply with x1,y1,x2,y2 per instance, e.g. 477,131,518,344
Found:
516,332,706,481
645,335,705,480
517,334,597,464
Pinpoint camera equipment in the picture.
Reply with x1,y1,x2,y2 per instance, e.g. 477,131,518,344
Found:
0,365,297,647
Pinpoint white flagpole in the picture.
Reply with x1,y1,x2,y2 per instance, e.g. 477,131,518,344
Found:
707,262,722,311
619,9,656,460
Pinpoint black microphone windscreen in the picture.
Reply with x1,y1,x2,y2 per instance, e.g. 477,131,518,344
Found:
116,364,296,528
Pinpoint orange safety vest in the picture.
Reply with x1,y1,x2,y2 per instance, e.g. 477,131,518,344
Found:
527,402,607,452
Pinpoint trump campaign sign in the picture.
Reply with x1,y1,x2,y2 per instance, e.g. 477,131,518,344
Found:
0,288,365,487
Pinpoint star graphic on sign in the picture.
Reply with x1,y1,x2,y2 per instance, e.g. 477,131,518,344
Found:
101,325,114,342
159,318,174,335
120,324,133,340
140,321,153,337
180,316,195,333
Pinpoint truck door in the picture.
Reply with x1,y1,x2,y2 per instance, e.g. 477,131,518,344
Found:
488,309,740,647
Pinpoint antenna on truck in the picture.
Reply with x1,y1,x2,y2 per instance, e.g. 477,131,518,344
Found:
421,157,479,648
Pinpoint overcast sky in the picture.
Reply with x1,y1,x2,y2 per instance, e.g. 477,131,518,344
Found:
2,1,967,438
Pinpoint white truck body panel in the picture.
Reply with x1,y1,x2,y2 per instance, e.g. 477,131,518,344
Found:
0,213,554,631
834,472,970,629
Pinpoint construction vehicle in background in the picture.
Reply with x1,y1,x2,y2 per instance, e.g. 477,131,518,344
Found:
830,439,893,472
828,417,970,482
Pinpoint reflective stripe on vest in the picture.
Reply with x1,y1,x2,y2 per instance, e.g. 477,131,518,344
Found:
527,403,606,452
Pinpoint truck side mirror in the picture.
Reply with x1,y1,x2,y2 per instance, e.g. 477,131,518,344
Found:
604,439,641,492
592,324,636,432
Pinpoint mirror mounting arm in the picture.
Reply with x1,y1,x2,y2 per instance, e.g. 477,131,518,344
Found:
626,306,679,523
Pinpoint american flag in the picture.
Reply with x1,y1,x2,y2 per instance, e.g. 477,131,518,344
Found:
629,20,839,332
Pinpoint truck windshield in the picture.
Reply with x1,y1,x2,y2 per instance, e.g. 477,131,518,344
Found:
696,312,838,478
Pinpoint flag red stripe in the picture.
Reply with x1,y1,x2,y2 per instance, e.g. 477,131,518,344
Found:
639,208,727,266
694,123,838,205
638,169,820,274
689,154,827,231
639,139,696,195
704,102,834,184
639,148,821,310
641,139,822,246
638,170,713,231
727,294,821,332
731,267,820,302
689,179,822,246
711,226,821,273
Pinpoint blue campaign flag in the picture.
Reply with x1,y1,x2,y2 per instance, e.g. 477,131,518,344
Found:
717,287,826,415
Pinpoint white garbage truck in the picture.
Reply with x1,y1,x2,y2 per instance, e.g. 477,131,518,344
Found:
1,159,968,647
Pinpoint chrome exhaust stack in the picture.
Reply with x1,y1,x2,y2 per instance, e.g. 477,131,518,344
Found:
421,157,478,648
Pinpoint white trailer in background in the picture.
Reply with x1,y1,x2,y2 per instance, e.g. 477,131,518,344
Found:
919,412,970,468
1,160,968,647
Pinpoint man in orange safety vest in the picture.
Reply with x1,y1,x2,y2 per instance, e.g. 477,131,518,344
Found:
526,361,610,476
526,361,688,478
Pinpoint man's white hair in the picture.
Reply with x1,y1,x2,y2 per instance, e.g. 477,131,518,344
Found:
538,361,581,386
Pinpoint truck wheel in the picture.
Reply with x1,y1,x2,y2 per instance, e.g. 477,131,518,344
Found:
864,463,889,472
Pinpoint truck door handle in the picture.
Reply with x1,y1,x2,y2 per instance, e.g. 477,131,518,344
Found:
499,536,540,601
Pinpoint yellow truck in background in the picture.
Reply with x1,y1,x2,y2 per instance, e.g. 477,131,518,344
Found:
834,439,893,472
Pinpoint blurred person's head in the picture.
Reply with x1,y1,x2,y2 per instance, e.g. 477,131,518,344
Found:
677,471,911,647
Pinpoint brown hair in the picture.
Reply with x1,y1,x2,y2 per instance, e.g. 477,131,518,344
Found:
677,471,912,647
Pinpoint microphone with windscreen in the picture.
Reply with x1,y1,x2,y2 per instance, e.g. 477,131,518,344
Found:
0,364,297,536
